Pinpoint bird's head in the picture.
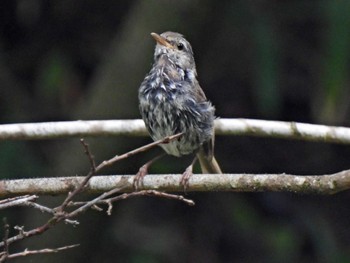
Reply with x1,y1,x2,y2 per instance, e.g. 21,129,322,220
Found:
151,31,196,71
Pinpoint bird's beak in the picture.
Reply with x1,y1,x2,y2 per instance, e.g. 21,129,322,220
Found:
151,32,174,48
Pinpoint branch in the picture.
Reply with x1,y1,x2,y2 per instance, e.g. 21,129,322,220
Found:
0,119,146,140
1,170,350,197
1,119,350,144
4,244,79,260
0,195,38,210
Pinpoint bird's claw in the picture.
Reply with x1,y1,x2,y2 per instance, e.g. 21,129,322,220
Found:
133,165,148,190
180,167,193,193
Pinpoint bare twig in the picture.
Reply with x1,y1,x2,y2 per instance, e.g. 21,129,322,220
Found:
0,195,38,210
0,195,77,226
80,139,96,171
106,190,195,206
58,139,97,211
6,244,79,260
0,195,79,225
65,186,127,218
68,189,195,216
0,219,10,262
97,132,183,169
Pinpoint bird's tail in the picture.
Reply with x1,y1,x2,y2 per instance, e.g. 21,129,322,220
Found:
197,148,222,174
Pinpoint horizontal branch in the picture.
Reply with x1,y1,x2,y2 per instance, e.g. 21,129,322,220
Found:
0,119,147,140
0,119,350,144
1,170,350,197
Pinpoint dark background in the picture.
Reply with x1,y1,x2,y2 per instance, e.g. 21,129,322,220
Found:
1,0,350,262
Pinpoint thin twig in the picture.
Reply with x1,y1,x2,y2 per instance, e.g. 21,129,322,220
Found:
0,219,10,262
80,139,96,171
58,140,97,210
106,190,195,206
0,195,38,210
97,132,183,169
6,244,79,260
0,195,77,226
68,189,195,216
66,186,127,218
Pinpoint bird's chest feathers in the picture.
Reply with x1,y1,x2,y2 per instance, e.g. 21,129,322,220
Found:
139,59,199,125
144,67,186,103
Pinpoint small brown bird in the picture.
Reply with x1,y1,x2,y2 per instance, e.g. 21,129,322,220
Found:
135,31,222,190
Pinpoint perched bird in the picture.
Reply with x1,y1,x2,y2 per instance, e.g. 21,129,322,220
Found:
135,31,222,190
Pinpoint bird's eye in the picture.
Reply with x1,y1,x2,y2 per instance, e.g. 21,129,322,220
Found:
177,43,184,50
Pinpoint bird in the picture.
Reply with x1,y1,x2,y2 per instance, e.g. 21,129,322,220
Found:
135,31,222,190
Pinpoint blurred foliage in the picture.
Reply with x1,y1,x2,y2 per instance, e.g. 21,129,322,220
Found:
1,0,350,262
316,0,350,124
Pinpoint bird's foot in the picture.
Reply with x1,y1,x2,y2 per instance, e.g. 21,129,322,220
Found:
133,153,166,191
180,165,193,193
133,164,148,190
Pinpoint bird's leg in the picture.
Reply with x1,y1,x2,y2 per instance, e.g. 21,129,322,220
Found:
133,153,166,190
180,155,199,192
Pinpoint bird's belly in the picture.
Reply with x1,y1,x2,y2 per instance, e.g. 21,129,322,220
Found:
150,105,198,157
140,96,203,157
